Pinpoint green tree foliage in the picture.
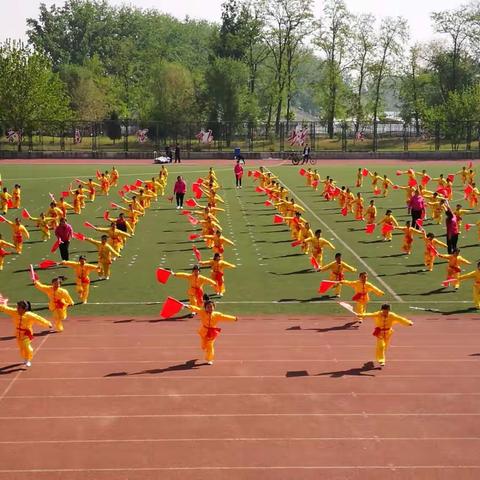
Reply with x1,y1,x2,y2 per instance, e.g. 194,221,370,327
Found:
0,41,71,149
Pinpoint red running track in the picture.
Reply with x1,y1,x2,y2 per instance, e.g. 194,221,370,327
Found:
0,314,479,480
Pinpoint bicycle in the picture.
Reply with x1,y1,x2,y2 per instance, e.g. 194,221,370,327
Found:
288,151,317,166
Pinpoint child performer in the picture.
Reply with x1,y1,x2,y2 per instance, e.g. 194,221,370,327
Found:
395,221,423,255
200,253,236,296
0,233,15,270
61,256,99,303
423,232,447,272
356,303,413,367
3,217,29,253
85,235,121,280
320,253,357,297
458,261,480,309
187,294,238,365
0,298,52,367
34,276,74,332
365,200,377,225
304,229,335,268
173,265,216,308
203,230,235,255
438,249,471,290
340,272,384,315
378,210,398,241
27,213,54,241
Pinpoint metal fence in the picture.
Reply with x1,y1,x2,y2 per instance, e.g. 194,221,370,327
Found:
1,120,480,154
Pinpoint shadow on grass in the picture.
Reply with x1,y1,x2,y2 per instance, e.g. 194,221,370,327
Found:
378,269,426,277
269,268,315,275
358,240,386,244
104,359,202,377
419,287,454,296
442,307,478,316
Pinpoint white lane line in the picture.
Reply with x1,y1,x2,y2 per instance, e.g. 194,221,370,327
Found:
271,173,404,302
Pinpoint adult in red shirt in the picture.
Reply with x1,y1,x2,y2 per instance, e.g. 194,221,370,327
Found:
173,175,187,209
54,217,73,261
445,208,459,254
234,160,244,188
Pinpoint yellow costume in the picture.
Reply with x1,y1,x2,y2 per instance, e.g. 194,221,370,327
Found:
174,272,216,307
396,226,423,255
320,260,357,296
438,254,471,289
341,280,384,314
5,219,29,253
0,304,51,363
12,186,21,209
423,236,447,271
188,305,237,363
203,234,235,254
95,225,131,251
0,190,12,214
356,310,413,365
365,204,376,224
85,238,121,279
459,268,480,309
378,214,398,241
304,235,334,267
34,281,74,332
61,261,99,303
199,258,236,295
0,237,15,270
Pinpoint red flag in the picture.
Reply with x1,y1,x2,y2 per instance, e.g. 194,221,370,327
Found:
155,268,171,284
118,190,125,197
264,200,273,207
103,211,110,221
29,264,38,282
72,232,85,241
396,170,403,176
341,206,348,216
181,210,190,215
193,246,201,261
194,189,202,200
464,184,473,196
7,199,13,208
21,209,30,219
416,219,423,228
447,174,455,183
318,280,337,294
129,184,137,191
247,170,252,177
122,184,130,192
422,175,431,186
196,178,204,184
365,223,376,234
61,191,69,198
160,297,184,319
255,186,265,193
96,170,101,179
253,171,261,178
392,185,399,190
39,260,57,269
134,179,142,187
362,168,369,177
50,239,61,253
0,215,5,223
381,223,394,235
310,257,319,270
442,278,457,287
186,198,197,207
291,240,302,247
273,214,283,224
188,215,199,225
83,221,95,229
110,202,120,209
189,234,200,241
373,188,381,196
468,161,473,169
299,168,306,176
408,178,417,187
465,223,474,232
75,178,82,183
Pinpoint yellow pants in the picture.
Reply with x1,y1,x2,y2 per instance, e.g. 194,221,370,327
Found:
17,337,33,361
41,228,50,241
402,239,413,254
424,254,434,271
76,282,90,303
383,231,393,241
52,308,68,332
473,284,480,309
200,335,215,362
354,302,367,315
375,331,393,364
447,268,461,289
0,256,5,270
312,250,324,267
14,239,23,254
99,261,111,278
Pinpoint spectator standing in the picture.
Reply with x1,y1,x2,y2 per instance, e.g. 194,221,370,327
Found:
445,208,459,254
55,217,73,261
174,175,186,209
234,160,244,188
174,144,181,163
302,144,311,164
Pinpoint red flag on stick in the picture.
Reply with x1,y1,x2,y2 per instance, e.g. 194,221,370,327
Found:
181,210,190,215
21,209,30,219
362,168,369,177
255,186,265,193
186,198,197,207
253,171,261,178
188,215,199,225
0,215,5,223
72,232,85,241
416,219,423,228
61,191,69,198
447,174,455,183
442,278,457,287
189,234,200,241
39,260,57,269
291,240,302,247
465,223,475,232
103,211,109,221
96,170,101,179
310,256,319,270
408,178,417,187
247,170,252,177
83,221,95,229
160,297,184,319
110,202,120,209
193,246,201,261
373,189,381,196
196,178,204,184
264,200,273,207
135,179,143,187
318,280,337,294
273,214,283,224
155,268,171,284
422,175,431,186
396,170,403,176
299,168,306,176
118,190,125,197
29,264,38,282
392,185,399,190
50,239,61,253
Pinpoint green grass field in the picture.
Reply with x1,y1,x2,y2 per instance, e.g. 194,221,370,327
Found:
0,162,478,318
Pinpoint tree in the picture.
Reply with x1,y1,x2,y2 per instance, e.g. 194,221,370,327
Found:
370,17,409,150
263,0,314,133
105,111,122,144
315,0,352,138
0,41,71,150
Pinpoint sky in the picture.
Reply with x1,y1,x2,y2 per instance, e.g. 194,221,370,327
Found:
1,0,465,44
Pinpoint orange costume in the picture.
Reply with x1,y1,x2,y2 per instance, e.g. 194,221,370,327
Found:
4,219,29,253
378,214,398,241
320,260,357,296
34,281,74,332
438,253,471,289
395,226,423,255
423,235,447,271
